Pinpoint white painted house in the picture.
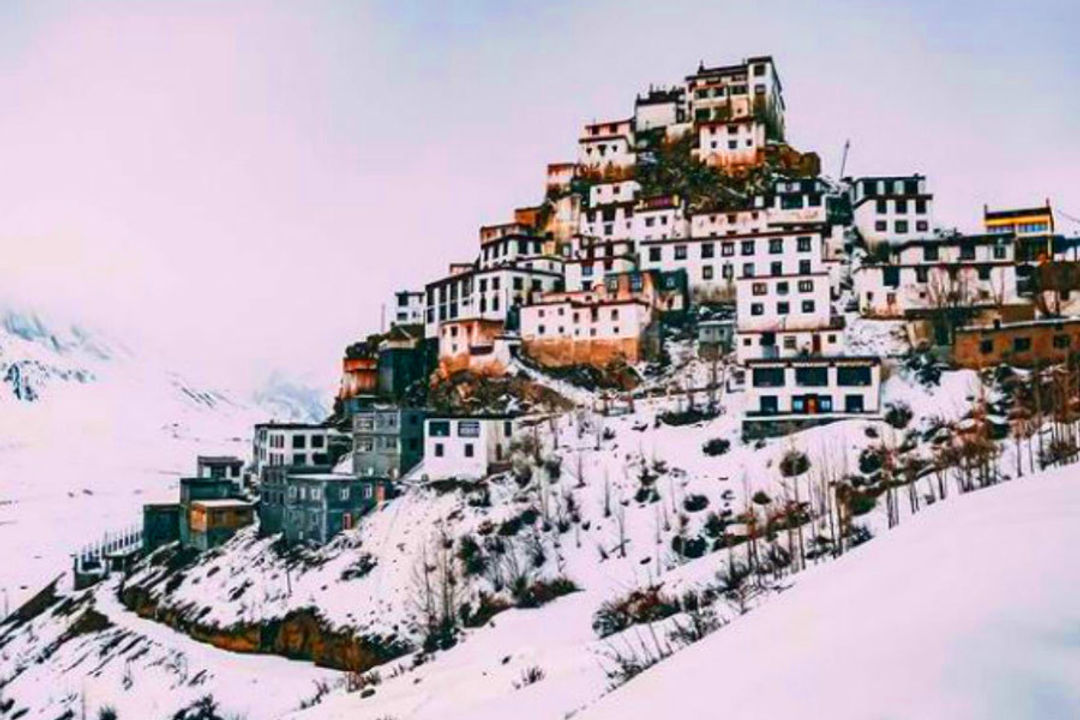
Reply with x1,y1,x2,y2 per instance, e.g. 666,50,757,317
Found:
634,87,686,132
253,423,340,479
422,415,518,480
387,290,424,327
851,175,934,246
852,234,1020,318
632,195,689,242
578,119,635,173
743,356,882,434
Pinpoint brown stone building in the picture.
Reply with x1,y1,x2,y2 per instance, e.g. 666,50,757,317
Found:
953,318,1080,369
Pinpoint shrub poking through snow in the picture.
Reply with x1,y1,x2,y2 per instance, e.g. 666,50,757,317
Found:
512,576,579,608
682,494,709,512
884,401,914,429
779,450,810,477
592,586,682,638
671,534,708,559
701,437,731,456
515,665,546,688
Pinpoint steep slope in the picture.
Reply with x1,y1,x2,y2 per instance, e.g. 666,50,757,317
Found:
0,304,327,609
582,465,1080,720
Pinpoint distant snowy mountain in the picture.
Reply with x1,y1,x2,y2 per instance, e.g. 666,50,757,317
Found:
0,302,328,608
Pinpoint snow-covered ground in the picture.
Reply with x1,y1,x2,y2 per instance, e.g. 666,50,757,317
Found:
583,464,1080,720
0,305,326,610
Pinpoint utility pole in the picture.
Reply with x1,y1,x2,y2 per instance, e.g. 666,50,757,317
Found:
838,139,851,179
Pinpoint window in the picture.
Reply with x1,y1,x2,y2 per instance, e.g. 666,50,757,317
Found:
292,435,306,449
464,443,474,458
434,443,444,457
429,420,451,437
802,300,816,313
874,221,887,232
915,199,927,214
777,301,790,315
1053,334,1071,349
960,245,976,261
752,368,785,387
895,199,908,214
458,420,480,437
741,240,755,256
797,236,812,252
895,220,909,234
649,247,661,262
845,395,865,413
916,267,929,282
798,280,813,293
722,242,735,257
837,366,872,386
777,281,789,295
701,243,715,259
993,245,1007,260
795,367,828,386
674,245,687,260
1013,337,1032,353
292,453,306,465
916,221,929,232
769,238,783,254
751,303,765,316
752,282,767,296
759,395,779,414
798,260,811,275
980,339,994,355
743,263,755,278
977,267,991,281
875,199,887,214
783,335,797,349
702,266,714,280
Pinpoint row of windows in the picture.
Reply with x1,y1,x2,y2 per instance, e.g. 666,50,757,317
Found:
749,300,817,316
873,198,928,214
861,178,921,197
979,334,1072,355
482,239,544,260
647,237,815,263
751,279,818,295
707,138,755,151
873,219,930,234
757,394,867,414
752,366,873,387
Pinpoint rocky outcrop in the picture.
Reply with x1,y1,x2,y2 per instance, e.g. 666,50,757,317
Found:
120,585,411,672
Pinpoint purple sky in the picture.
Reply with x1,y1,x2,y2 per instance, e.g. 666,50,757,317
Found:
0,0,1076,389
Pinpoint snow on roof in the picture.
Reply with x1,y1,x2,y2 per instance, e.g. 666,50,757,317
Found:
190,498,254,509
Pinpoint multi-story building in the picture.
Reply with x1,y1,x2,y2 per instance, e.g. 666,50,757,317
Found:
640,228,830,312
743,356,882,436
953,317,1080,369
983,202,1057,262
437,317,518,377
578,119,635,175
281,474,384,545
352,405,425,479
633,87,687,133
387,290,424,328
850,174,934,245
423,263,564,340
195,456,244,482
252,423,340,478
686,56,784,137
580,199,636,241
852,234,1020,319
632,195,689,242
519,295,658,368
423,415,518,480
188,499,255,551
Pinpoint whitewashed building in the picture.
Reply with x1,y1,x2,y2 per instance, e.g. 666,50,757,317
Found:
853,234,1020,318
851,175,934,245
743,356,882,435
579,119,635,174
387,290,424,327
253,423,340,478
422,415,518,480
633,195,689,242
634,87,686,132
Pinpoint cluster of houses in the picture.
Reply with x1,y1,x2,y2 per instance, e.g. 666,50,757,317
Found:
130,54,1077,555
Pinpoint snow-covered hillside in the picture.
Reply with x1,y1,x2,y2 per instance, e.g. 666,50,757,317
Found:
582,464,1080,720
0,304,328,609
